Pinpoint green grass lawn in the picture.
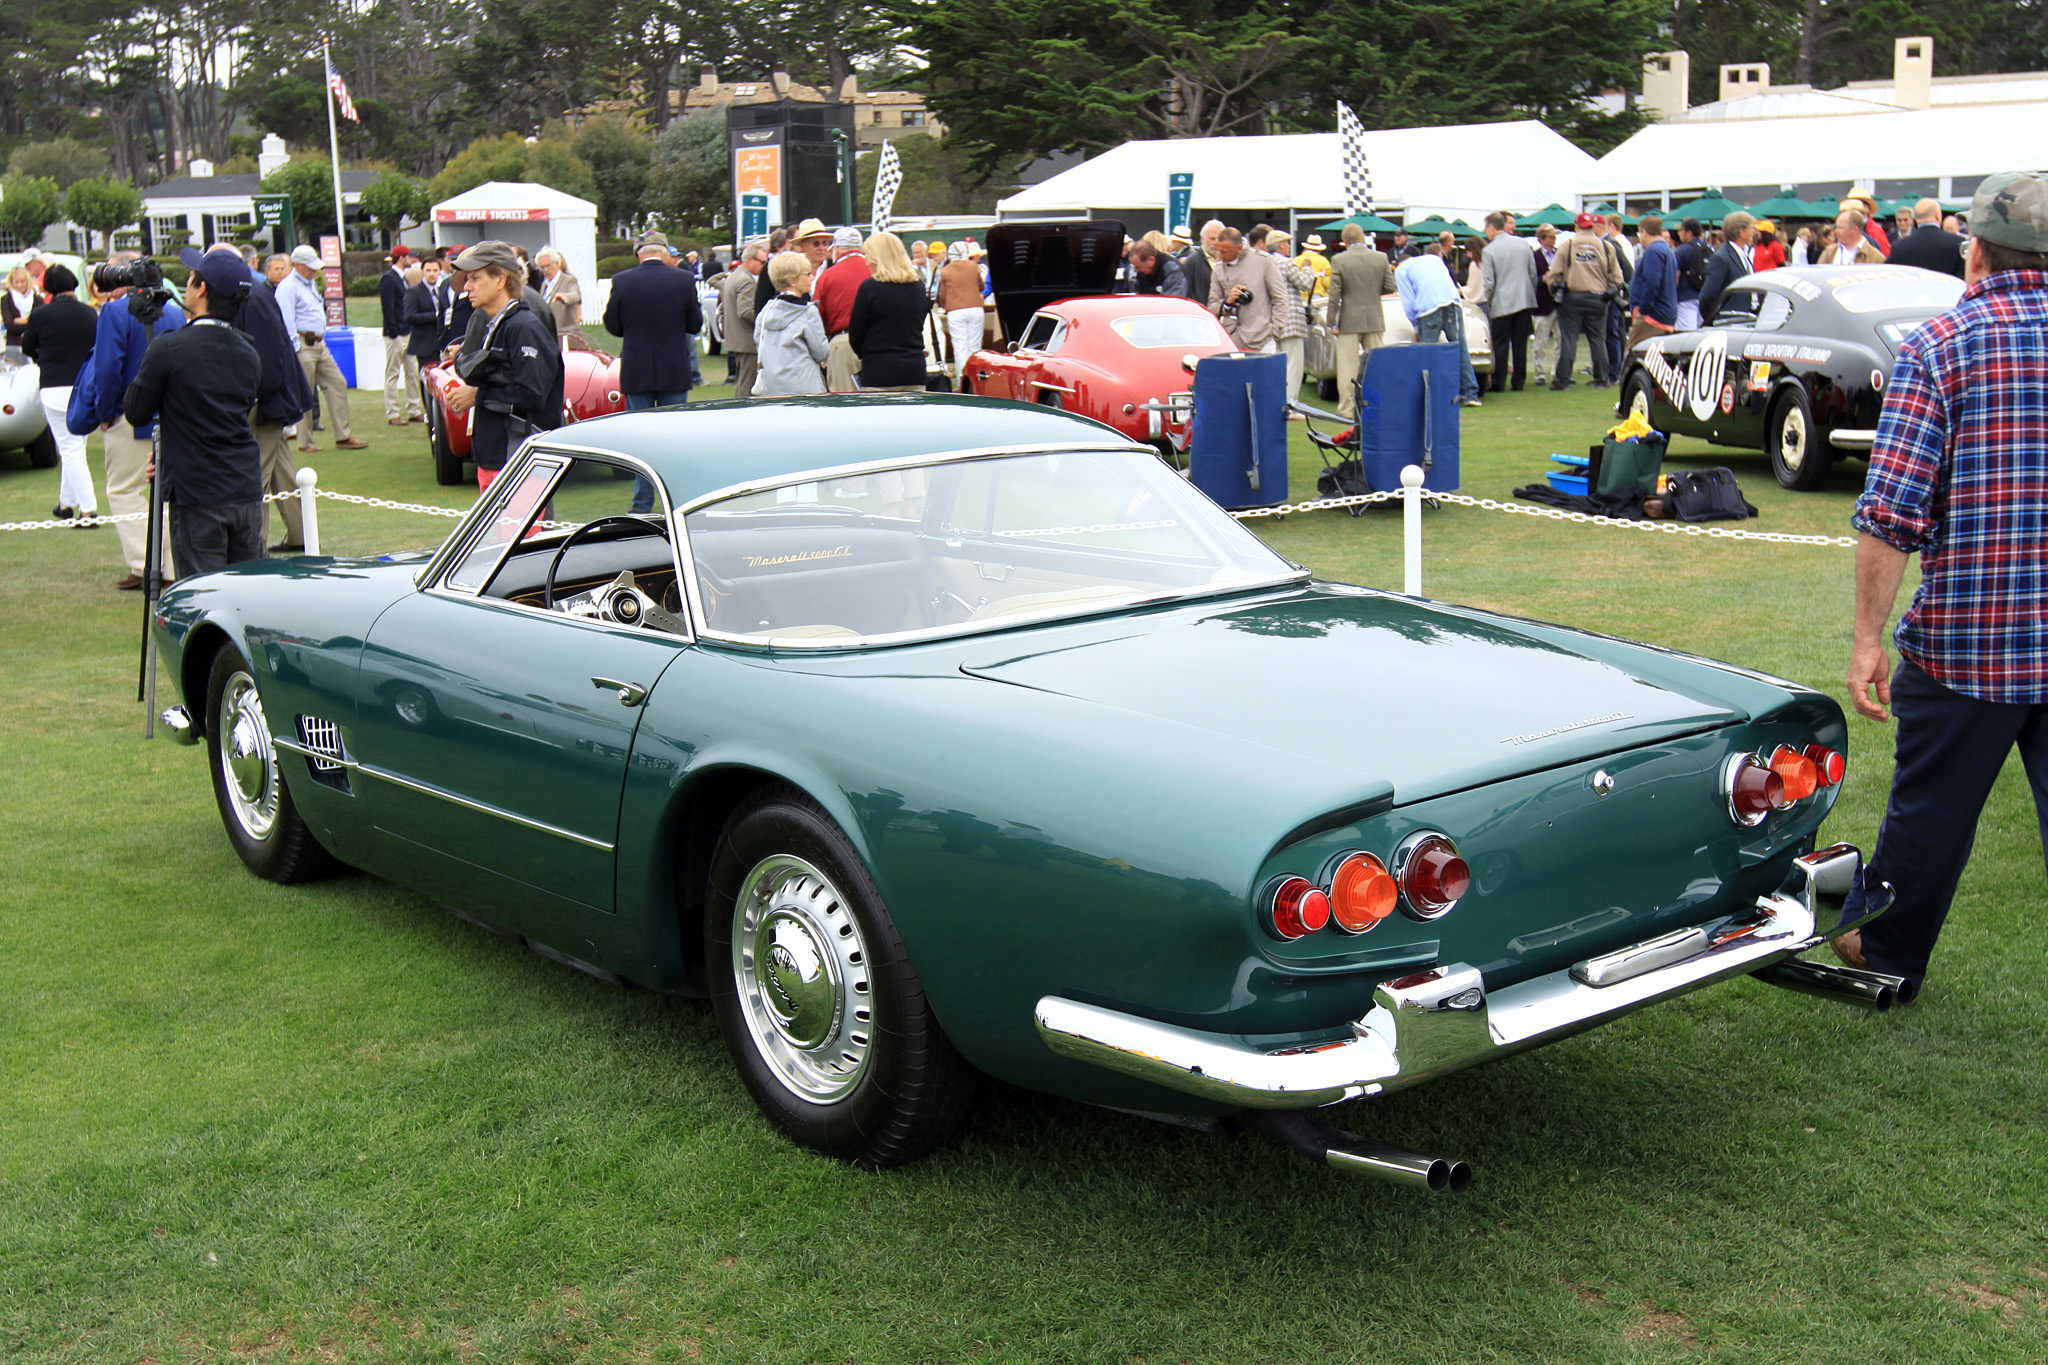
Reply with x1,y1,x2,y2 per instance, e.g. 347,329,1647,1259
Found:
3,369,2045,1364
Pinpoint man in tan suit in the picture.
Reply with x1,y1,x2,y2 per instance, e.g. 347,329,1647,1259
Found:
1324,225,1392,419
1207,227,1287,353
537,249,582,330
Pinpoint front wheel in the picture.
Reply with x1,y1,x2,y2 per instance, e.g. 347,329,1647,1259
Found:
707,786,976,1168
1768,386,1831,491
26,425,59,469
1620,369,1655,428
205,647,336,883
429,405,464,486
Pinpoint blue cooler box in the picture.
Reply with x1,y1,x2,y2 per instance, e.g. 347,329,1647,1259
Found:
1351,343,1460,492
1187,352,1288,510
324,325,360,387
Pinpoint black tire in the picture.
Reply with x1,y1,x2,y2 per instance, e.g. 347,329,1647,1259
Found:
1619,368,1656,428
26,424,59,469
429,406,465,486
204,647,337,884
1317,375,1339,402
1037,390,1063,410
1768,385,1831,491
706,785,976,1168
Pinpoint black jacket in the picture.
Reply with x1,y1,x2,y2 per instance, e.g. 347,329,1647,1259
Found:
443,293,473,352
1885,223,1967,279
405,282,443,358
847,278,930,387
233,265,314,426
21,294,97,389
1697,243,1755,325
378,267,408,336
1180,251,1213,310
122,318,264,504
602,259,703,395
467,301,564,471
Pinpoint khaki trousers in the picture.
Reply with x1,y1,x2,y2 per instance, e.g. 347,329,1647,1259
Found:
299,344,352,442
256,420,303,546
1334,330,1384,419
102,418,172,577
1278,336,1305,401
729,351,759,400
826,332,859,393
382,340,422,420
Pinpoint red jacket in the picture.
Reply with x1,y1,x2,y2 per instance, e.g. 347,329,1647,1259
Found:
812,251,871,336
1753,240,1786,271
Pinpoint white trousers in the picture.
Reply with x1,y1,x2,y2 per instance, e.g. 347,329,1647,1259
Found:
1531,315,1559,380
947,308,984,379
1278,336,1305,400
41,388,96,514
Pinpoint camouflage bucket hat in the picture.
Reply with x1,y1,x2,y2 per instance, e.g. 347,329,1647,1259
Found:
1971,171,2048,253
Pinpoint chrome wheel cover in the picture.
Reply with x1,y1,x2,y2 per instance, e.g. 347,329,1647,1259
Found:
216,669,278,840
1779,403,1809,472
732,854,873,1102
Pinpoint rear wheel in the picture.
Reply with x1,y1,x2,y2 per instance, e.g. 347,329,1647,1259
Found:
1318,375,1339,402
1768,386,1830,491
26,425,58,469
205,647,336,883
429,405,464,486
706,786,976,1167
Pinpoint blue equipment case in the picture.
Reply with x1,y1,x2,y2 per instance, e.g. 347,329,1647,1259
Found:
1187,352,1288,510
1351,343,1460,492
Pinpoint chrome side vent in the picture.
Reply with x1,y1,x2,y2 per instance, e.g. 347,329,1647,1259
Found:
296,715,351,791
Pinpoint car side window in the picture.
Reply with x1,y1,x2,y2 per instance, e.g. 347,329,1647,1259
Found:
443,458,565,594
1019,314,1063,353
1754,292,1793,331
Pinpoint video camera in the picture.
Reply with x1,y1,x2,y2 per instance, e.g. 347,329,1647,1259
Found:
94,258,178,326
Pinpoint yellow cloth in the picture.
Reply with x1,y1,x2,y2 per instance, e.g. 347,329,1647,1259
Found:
1295,251,1331,298
1607,410,1656,442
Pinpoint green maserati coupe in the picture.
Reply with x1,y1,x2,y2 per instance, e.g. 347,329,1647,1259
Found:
153,394,1900,1192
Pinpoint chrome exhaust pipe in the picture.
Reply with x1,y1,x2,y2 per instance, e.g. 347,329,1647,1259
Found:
1245,1111,1473,1193
1752,957,1916,1011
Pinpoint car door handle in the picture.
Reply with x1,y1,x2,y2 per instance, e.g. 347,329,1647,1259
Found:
975,370,992,381
592,677,646,707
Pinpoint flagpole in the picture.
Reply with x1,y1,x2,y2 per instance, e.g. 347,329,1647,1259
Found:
323,42,347,253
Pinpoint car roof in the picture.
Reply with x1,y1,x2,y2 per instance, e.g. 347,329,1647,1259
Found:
1040,296,1220,321
534,393,1131,506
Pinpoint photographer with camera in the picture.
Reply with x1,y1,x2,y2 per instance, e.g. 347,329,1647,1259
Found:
1206,227,1286,354
444,241,562,491
87,253,186,589
121,249,265,579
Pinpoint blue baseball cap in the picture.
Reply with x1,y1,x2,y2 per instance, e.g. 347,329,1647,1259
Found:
179,247,252,302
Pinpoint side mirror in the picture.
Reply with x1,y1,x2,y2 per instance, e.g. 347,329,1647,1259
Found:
1181,352,1201,374
1008,341,1021,354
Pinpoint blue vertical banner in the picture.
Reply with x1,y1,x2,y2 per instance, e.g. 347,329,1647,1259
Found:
1167,173,1193,238
741,193,769,241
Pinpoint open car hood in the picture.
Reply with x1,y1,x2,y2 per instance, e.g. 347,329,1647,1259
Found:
961,592,1744,804
986,220,1128,345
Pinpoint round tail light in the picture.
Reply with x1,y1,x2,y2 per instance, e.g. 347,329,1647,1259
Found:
1264,876,1331,940
1393,833,1468,920
1327,852,1398,933
1803,744,1845,786
1769,745,1819,802
1726,753,1789,825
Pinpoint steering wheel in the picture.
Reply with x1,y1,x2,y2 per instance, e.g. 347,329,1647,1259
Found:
543,514,673,610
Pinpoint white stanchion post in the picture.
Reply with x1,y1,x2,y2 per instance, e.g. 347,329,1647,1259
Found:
297,467,320,556
1401,464,1424,597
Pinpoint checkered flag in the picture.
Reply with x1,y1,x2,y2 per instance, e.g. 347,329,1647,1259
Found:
870,139,903,233
1337,102,1372,216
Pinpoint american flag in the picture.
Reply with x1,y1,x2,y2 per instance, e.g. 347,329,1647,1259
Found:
1337,102,1373,215
326,52,360,124
870,138,903,234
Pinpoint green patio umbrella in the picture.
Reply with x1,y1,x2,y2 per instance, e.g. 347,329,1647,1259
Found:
1744,193,1820,220
1518,203,1578,228
1315,211,1403,234
1407,215,1480,237
1586,203,1639,228
1667,193,1746,223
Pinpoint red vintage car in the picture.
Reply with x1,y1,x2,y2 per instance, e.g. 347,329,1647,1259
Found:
420,332,627,486
962,222,1237,461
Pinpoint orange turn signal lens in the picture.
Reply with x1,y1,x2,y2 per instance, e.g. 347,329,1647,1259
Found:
1328,852,1399,934
1769,745,1819,802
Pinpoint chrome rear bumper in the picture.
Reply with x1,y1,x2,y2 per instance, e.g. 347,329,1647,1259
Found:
1035,844,1893,1110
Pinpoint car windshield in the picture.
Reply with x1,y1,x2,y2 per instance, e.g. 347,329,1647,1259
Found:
1110,314,1232,349
685,449,1301,645
1830,272,1965,315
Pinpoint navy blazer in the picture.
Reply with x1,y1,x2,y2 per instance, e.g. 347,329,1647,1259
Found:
235,265,313,425
378,267,408,336
405,282,443,358
602,260,703,394
1884,223,1967,279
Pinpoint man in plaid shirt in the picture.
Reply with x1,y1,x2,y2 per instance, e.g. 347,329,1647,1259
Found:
1839,170,2048,992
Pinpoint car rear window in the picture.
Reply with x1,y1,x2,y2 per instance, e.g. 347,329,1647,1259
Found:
1830,273,1964,315
1110,314,1233,349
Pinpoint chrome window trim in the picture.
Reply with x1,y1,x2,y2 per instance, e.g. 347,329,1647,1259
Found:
414,433,555,589
414,442,695,643
350,761,615,852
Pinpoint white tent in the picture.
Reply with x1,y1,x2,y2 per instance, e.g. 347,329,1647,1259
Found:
1579,102,2048,207
995,123,1598,233
431,181,599,300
